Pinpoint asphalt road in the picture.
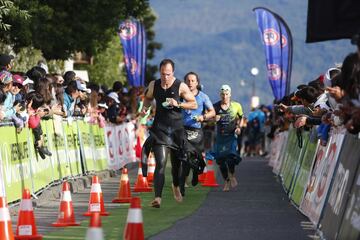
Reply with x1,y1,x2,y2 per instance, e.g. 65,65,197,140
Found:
8,156,318,240
149,157,318,240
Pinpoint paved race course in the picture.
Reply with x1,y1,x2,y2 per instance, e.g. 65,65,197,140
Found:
9,157,317,239
149,157,317,240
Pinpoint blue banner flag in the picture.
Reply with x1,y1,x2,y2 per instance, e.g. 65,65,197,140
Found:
253,7,293,100
118,19,147,87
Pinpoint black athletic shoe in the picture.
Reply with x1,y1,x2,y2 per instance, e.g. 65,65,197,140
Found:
37,146,52,158
36,147,46,159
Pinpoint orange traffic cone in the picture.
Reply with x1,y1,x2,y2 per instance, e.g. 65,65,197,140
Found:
85,212,104,240
133,163,152,192
52,182,80,227
0,191,14,240
201,160,219,187
123,197,144,240
15,189,42,239
112,168,132,203
83,176,109,216
146,153,156,184
198,166,207,183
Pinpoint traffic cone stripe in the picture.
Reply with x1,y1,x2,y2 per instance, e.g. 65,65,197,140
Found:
91,183,102,193
62,191,72,202
202,160,219,187
85,212,104,240
19,199,33,211
86,228,104,240
18,225,32,235
90,203,101,212
0,207,10,221
126,209,143,223
133,163,152,192
122,174,129,181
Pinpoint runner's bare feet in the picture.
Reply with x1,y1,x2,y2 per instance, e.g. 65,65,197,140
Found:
150,197,161,208
229,174,238,188
223,180,230,192
172,184,183,202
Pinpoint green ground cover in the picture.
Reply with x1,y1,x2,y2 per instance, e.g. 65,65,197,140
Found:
44,168,210,239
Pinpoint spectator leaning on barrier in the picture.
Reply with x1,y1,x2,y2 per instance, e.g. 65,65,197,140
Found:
63,80,80,117
0,70,25,132
9,74,27,132
95,101,107,128
73,80,91,117
107,91,126,124
0,70,14,121
26,91,52,159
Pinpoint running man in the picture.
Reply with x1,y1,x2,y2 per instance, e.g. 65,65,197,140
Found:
180,72,215,196
213,84,243,191
141,59,197,208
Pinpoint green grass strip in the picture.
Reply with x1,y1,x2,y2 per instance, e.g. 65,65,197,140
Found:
44,167,210,240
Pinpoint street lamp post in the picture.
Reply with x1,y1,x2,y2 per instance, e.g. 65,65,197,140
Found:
250,67,259,109
250,67,259,96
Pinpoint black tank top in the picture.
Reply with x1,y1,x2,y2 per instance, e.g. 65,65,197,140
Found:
153,79,183,129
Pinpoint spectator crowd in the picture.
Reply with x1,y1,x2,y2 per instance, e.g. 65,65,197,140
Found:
0,54,150,159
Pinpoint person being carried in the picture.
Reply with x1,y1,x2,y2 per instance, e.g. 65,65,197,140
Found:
141,59,197,208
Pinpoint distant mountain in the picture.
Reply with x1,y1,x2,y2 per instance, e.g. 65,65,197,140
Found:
149,0,354,113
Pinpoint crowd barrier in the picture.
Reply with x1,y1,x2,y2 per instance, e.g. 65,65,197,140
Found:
270,127,360,239
0,118,137,203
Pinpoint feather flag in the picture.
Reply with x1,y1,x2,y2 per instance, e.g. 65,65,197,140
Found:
253,7,293,100
118,19,147,87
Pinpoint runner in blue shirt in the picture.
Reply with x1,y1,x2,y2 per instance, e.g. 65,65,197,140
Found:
180,72,215,196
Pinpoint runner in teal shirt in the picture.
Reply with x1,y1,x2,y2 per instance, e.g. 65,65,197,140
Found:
213,84,243,192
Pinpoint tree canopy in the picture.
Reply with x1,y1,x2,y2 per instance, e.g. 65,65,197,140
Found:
0,0,161,85
0,0,158,60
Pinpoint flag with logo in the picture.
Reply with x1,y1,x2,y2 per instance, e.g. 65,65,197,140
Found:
253,7,293,100
118,18,147,87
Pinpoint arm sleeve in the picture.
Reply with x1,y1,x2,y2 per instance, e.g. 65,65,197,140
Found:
236,102,243,117
5,107,16,118
203,94,214,110
289,106,312,115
